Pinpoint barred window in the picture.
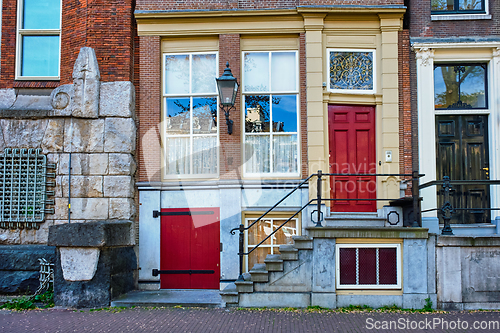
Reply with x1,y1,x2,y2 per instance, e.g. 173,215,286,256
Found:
0,148,55,229
328,49,375,93
336,243,401,289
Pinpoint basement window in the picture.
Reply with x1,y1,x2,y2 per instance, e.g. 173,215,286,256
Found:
0,148,55,230
336,244,401,290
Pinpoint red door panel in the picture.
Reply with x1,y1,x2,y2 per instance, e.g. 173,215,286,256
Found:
329,105,376,212
160,208,220,289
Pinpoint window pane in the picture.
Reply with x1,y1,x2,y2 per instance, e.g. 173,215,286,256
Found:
459,0,482,10
431,0,454,11
248,246,271,272
165,55,189,95
21,36,59,77
166,137,190,175
272,95,297,133
244,52,269,92
193,97,217,134
434,65,486,109
165,98,190,134
192,136,217,175
358,248,377,285
273,135,298,174
23,0,60,29
273,219,296,246
339,248,357,285
247,219,272,246
192,54,217,94
271,52,296,92
245,135,270,173
379,248,398,285
245,95,270,133
330,51,373,90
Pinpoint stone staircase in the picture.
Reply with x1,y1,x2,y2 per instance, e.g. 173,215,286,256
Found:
221,236,316,308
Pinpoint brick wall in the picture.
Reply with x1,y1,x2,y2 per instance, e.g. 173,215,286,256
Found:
398,29,412,196
409,0,500,38
137,0,404,11
0,0,136,89
137,36,161,183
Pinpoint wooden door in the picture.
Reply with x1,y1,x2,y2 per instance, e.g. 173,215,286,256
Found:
160,208,220,289
436,115,490,223
328,105,376,212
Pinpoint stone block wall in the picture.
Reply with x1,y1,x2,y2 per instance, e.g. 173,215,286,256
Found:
0,47,137,246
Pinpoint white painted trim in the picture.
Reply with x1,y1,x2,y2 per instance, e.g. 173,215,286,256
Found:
335,243,402,290
15,0,61,80
431,14,491,21
326,48,377,95
414,44,500,222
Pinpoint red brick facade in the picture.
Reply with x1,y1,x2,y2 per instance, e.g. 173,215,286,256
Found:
0,0,136,88
409,0,500,38
136,0,404,11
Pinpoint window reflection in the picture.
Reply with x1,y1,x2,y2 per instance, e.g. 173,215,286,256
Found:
245,95,270,133
434,64,487,109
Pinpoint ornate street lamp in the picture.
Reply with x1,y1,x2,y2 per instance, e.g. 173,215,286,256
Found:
216,62,239,134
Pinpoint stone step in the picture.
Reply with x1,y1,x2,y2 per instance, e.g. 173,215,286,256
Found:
220,283,239,307
325,212,385,227
249,263,269,283
239,292,310,308
292,236,313,250
264,254,283,272
235,280,254,293
278,244,299,260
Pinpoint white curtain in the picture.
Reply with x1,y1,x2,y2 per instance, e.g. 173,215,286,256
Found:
245,135,270,173
166,137,190,175
273,134,297,173
193,136,217,175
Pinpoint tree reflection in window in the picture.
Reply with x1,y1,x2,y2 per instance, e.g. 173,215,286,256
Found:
434,64,487,109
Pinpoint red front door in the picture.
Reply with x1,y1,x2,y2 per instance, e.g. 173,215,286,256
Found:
328,105,376,212
160,208,220,289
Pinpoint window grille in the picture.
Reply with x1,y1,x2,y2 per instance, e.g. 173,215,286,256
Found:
336,243,401,289
0,148,55,230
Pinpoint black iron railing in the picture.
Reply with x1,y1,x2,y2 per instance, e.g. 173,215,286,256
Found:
230,170,423,281
419,177,500,235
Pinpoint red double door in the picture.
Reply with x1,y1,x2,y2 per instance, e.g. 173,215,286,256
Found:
328,105,376,212
160,208,220,289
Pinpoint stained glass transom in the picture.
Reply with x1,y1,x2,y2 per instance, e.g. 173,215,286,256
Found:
329,51,374,91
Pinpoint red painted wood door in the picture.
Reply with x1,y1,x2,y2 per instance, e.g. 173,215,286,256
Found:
160,208,220,289
328,105,376,212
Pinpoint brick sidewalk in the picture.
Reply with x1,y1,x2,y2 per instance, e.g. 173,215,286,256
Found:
1,307,500,332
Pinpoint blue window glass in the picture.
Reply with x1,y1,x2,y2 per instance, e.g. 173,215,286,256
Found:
21,36,59,77
23,0,60,30
272,95,297,133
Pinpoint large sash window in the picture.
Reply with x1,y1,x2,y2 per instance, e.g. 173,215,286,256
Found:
163,52,219,177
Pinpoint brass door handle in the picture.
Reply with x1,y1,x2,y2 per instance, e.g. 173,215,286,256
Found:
483,168,489,171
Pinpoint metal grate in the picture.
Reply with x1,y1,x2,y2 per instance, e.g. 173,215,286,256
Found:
0,148,55,230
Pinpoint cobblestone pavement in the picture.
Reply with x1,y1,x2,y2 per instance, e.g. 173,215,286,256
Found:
1,307,500,333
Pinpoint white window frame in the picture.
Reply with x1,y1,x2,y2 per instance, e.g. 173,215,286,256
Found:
327,48,376,94
244,216,299,272
162,51,219,179
431,0,490,21
335,243,402,290
16,0,62,80
242,50,300,178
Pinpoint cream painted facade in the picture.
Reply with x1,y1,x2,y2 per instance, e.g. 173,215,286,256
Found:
135,6,406,290
136,7,405,205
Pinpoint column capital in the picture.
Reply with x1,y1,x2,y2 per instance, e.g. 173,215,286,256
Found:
301,13,326,31
413,47,435,67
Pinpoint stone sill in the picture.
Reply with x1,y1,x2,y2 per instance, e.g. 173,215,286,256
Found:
306,227,428,239
431,14,491,21
437,235,500,247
